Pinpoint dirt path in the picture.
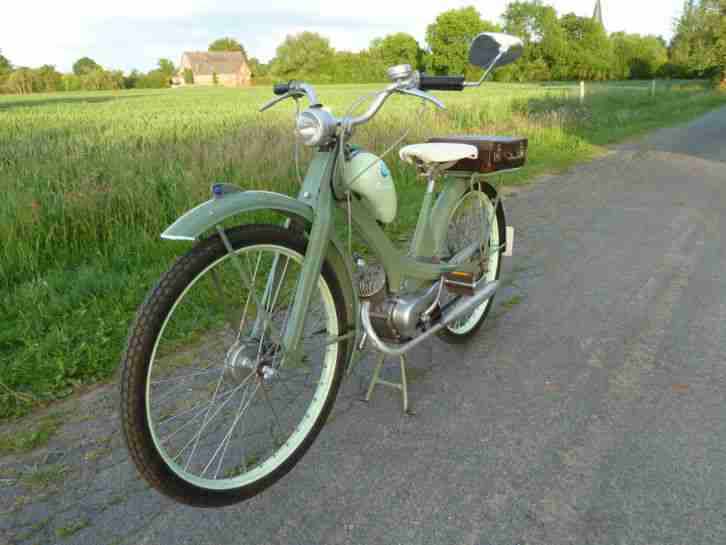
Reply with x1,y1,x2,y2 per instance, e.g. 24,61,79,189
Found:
3,106,726,544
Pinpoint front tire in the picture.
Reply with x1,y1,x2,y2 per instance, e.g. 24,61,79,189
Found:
120,225,349,507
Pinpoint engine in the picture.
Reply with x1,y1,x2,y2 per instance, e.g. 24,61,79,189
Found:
356,262,440,341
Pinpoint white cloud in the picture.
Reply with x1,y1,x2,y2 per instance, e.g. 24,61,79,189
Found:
2,1,684,73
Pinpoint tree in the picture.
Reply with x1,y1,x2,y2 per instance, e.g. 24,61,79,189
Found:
136,69,171,89
183,68,194,84
34,65,62,92
123,70,141,89
157,58,175,78
612,33,669,79
5,68,33,94
80,68,123,90
330,50,387,83
670,0,726,82
425,7,499,76
0,50,10,75
371,33,421,69
501,1,568,81
247,57,269,78
72,56,101,76
696,0,726,82
271,32,335,79
559,13,616,80
208,37,247,58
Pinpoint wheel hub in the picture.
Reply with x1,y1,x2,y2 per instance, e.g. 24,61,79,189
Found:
224,340,278,384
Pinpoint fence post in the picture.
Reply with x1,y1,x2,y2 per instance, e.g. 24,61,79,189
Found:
580,81,585,104
651,80,656,97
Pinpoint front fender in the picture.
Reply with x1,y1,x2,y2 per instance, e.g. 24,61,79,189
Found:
161,190,360,359
161,190,314,241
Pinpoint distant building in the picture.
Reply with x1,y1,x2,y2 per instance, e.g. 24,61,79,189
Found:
173,51,251,87
593,0,605,29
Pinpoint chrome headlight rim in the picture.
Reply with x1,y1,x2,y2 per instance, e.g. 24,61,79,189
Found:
295,108,337,147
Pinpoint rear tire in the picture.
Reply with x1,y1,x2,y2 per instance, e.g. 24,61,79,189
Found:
438,183,505,345
120,225,350,507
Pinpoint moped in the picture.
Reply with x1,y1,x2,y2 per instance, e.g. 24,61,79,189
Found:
120,33,525,507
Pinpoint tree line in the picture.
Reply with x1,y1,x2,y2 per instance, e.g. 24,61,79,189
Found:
1,1,724,95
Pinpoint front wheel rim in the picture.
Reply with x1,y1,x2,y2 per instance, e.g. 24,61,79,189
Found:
144,244,339,491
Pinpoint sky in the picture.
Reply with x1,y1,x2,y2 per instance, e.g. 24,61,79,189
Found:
2,1,686,73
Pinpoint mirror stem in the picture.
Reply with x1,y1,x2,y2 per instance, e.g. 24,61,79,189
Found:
463,51,505,89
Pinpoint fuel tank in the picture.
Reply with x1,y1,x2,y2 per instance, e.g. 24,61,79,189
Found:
342,150,397,224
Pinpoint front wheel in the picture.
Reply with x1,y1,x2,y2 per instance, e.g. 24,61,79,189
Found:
120,225,349,507
438,183,506,344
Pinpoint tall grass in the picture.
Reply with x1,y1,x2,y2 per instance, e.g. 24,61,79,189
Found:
1,82,724,417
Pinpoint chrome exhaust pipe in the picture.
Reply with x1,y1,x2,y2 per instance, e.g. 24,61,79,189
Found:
361,279,499,357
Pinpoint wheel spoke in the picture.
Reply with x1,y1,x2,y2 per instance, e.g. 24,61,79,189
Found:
443,190,500,335
159,384,245,445
137,234,341,494
151,367,222,386
178,369,254,468
202,381,260,478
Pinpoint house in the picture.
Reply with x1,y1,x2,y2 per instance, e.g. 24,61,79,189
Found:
173,51,251,87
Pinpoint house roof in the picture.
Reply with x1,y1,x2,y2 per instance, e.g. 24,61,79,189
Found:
181,51,247,75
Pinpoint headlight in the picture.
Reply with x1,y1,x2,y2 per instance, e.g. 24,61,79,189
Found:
295,108,336,147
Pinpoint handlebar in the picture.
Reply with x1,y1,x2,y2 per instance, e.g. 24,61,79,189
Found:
273,82,289,96
418,75,465,92
260,81,322,112
262,71,455,126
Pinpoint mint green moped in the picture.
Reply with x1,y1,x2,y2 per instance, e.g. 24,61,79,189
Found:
119,33,525,507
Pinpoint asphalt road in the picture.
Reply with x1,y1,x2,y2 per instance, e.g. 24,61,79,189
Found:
4,106,726,545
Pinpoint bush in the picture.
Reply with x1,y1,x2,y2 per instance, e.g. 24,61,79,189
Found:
136,70,171,89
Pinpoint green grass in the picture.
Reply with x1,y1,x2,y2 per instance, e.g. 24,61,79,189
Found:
1,81,725,418
19,463,68,491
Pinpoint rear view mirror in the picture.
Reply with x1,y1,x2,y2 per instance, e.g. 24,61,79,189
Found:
469,33,524,70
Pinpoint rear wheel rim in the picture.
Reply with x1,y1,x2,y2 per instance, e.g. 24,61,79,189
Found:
144,243,339,491
445,191,500,335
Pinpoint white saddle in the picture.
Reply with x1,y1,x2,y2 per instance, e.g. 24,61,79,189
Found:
399,143,478,166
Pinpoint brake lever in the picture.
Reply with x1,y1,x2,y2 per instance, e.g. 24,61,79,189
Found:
259,93,291,113
397,88,446,110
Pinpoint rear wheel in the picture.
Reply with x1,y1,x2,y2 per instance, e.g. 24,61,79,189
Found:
120,225,349,507
438,183,505,344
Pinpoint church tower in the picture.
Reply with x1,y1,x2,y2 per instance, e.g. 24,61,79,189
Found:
593,0,605,29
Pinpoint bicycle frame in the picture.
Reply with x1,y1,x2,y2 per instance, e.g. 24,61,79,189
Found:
161,139,502,368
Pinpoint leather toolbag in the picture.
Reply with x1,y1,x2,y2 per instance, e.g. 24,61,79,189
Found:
427,135,528,174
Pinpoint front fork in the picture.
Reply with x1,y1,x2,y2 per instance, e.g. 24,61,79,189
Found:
278,177,334,359
258,150,337,362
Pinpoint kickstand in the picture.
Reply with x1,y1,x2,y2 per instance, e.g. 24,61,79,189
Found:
364,352,413,415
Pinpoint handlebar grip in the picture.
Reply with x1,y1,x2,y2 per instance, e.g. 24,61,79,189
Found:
419,75,465,92
273,82,290,96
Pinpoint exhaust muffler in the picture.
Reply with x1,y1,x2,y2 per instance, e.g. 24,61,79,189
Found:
361,279,499,356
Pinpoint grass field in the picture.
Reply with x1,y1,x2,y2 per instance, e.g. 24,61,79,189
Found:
1,80,725,418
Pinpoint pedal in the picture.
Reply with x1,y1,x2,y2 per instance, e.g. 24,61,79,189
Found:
443,271,476,296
